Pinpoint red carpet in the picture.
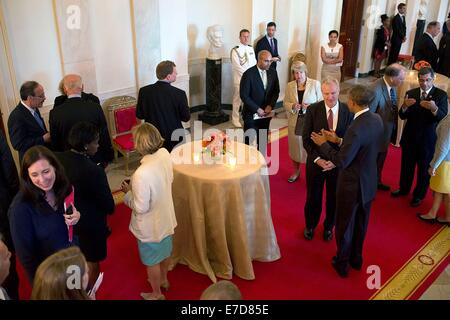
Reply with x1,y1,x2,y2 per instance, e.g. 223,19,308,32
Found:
18,136,448,299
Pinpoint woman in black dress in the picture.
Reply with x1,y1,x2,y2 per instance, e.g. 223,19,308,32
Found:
373,14,391,78
56,122,114,289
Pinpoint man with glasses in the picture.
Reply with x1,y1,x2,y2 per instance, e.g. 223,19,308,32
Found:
391,67,448,207
8,81,51,161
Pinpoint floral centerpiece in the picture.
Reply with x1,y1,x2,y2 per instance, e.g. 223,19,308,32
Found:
202,131,231,158
413,60,431,71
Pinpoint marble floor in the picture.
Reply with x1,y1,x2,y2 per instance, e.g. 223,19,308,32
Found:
105,75,449,300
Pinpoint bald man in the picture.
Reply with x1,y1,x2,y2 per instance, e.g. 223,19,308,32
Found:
49,74,114,166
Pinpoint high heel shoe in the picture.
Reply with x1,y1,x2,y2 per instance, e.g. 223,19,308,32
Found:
416,213,436,224
161,280,170,291
436,218,450,226
141,292,166,300
287,174,299,183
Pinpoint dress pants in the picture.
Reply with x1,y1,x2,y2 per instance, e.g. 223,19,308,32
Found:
376,151,388,183
232,84,242,124
334,192,372,271
243,116,271,157
399,144,433,199
304,161,338,231
388,39,402,65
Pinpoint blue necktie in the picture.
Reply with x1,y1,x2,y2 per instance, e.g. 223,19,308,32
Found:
390,87,397,106
33,110,45,130
390,88,398,144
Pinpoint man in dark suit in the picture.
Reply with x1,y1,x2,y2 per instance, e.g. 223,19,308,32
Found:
240,50,280,155
54,91,100,108
302,77,353,241
438,20,450,77
388,3,407,65
369,63,406,191
7,81,51,162
0,133,19,299
311,85,383,277
255,22,281,71
49,74,114,166
136,60,190,152
391,67,448,207
414,21,441,70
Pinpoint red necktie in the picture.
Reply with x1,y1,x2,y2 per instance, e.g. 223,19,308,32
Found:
327,109,333,130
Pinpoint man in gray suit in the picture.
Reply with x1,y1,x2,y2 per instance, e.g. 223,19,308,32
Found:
369,63,406,191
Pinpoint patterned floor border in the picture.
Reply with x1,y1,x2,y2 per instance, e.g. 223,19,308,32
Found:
371,226,450,300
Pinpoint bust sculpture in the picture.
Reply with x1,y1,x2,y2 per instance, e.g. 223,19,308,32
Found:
207,24,224,60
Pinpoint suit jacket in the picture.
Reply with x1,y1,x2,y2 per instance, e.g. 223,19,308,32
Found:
283,78,323,130
56,151,114,235
49,98,114,164
53,92,100,108
399,86,448,153
136,81,190,151
391,13,406,43
0,131,19,243
369,78,397,151
255,36,279,70
302,100,353,163
319,111,384,205
414,33,439,70
240,65,280,120
7,103,49,161
438,33,450,77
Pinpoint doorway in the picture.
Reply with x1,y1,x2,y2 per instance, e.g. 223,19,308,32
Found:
339,0,365,80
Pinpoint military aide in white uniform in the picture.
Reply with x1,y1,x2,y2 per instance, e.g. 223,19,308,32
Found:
231,29,257,127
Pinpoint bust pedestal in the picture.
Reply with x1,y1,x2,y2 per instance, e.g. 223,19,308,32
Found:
199,58,229,125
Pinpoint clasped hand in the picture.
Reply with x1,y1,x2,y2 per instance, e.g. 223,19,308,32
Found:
64,205,80,226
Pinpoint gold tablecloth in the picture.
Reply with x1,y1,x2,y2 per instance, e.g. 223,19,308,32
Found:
394,71,450,145
169,141,281,282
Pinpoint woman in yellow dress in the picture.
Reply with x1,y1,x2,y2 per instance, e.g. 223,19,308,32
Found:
417,113,450,225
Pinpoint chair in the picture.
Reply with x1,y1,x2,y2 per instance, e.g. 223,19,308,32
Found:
104,96,139,176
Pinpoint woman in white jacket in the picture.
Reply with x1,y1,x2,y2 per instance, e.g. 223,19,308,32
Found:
121,123,177,300
283,61,323,182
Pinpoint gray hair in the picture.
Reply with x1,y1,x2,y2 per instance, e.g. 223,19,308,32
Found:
321,76,340,88
384,63,406,77
291,61,308,75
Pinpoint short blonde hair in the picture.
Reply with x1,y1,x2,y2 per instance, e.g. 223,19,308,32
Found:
291,61,308,75
132,123,164,155
200,280,242,300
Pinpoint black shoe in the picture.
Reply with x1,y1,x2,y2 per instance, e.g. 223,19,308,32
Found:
416,213,435,223
436,218,450,226
303,228,314,240
377,183,390,191
323,229,333,241
391,189,408,197
331,256,348,278
349,260,362,271
410,198,422,207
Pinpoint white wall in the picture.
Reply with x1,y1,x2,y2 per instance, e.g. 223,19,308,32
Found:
2,0,62,110
90,0,136,99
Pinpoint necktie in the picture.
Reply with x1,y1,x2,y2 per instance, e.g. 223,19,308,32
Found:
33,110,45,130
261,70,267,90
327,109,333,130
390,88,398,144
270,38,275,52
421,91,427,100
389,88,397,106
